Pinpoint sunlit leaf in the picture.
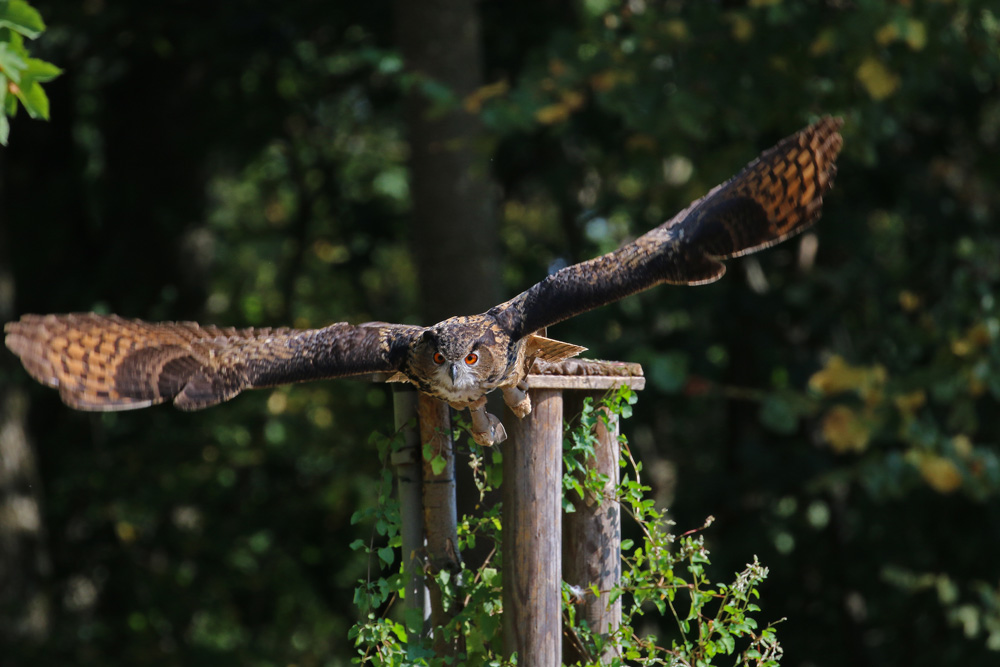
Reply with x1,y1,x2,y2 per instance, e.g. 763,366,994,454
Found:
0,0,45,39
820,405,872,454
809,355,886,400
856,56,901,100
893,390,926,420
463,78,509,113
916,454,963,494
0,42,26,83
24,56,60,82
727,13,754,42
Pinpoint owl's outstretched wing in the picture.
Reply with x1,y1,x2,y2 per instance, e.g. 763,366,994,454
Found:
488,117,844,340
4,314,422,411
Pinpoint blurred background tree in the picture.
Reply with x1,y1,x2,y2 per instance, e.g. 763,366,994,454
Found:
2,0,999,665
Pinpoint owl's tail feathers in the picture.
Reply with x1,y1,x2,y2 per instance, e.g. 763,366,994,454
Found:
4,314,241,412
525,334,587,363
670,116,844,285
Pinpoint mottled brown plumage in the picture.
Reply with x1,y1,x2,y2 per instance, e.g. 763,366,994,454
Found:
4,314,421,411
5,117,844,445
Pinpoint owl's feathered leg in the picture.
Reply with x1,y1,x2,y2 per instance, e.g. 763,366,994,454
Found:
501,381,531,418
466,397,507,446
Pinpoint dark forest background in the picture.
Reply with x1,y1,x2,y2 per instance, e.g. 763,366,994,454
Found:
2,1,1000,665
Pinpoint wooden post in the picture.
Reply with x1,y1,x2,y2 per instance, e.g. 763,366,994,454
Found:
390,385,428,629
417,394,463,656
563,391,623,664
510,359,643,664
502,388,564,665
384,358,643,663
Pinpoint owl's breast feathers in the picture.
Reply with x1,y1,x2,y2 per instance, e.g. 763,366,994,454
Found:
397,315,512,403
397,313,586,408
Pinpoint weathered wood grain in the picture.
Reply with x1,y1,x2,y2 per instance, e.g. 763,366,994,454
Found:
502,388,563,665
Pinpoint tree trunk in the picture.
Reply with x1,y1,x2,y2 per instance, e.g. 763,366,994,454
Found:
0,152,51,646
394,0,503,580
394,0,501,322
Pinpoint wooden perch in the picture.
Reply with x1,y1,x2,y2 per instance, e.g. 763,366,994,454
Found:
388,357,644,663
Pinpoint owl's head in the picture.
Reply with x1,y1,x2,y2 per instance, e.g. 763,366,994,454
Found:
407,315,505,396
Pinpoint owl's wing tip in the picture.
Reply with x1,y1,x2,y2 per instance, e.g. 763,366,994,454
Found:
5,324,61,389
60,388,156,412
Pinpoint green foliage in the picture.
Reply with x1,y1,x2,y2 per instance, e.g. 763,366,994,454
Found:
351,388,781,666
0,0,59,143
349,430,410,665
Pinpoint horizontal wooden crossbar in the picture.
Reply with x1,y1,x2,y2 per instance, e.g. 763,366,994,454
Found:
526,358,645,390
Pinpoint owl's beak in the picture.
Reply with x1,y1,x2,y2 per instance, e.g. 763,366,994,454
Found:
449,363,458,383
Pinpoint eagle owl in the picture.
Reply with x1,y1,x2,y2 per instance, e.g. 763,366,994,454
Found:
5,118,843,446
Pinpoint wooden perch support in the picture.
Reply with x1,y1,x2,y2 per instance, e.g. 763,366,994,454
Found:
503,359,644,665
390,385,427,627
418,394,460,575
390,387,463,654
386,358,643,663
418,394,464,657
563,389,626,664
502,387,564,664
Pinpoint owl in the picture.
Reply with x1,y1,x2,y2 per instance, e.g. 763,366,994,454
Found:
5,117,843,446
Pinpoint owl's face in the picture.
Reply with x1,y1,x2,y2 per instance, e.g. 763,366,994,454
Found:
405,315,509,404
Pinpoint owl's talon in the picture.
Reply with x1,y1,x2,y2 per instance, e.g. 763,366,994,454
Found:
502,382,532,418
487,413,507,445
471,413,507,446
468,402,507,446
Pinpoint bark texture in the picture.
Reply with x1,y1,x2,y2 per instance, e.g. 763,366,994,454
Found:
395,0,501,322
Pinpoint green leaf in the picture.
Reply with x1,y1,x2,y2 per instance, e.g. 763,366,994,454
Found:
13,78,48,119
759,393,800,435
0,113,9,146
377,545,395,566
0,0,46,39
431,453,447,475
403,607,424,634
25,57,61,83
0,42,27,83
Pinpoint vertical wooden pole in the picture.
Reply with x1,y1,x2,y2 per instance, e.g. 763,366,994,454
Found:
418,395,460,571
502,389,563,665
391,385,428,628
563,391,622,663
417,394,463,656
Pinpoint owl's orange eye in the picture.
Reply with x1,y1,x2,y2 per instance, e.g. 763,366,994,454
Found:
433,352,446,365
465,353,478,365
